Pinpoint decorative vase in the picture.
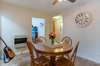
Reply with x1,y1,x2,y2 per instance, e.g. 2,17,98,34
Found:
51,39,54,45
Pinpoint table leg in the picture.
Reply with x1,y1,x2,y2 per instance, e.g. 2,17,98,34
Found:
49,56,56,66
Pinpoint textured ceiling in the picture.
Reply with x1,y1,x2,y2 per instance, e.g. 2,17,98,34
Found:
0,0,89,15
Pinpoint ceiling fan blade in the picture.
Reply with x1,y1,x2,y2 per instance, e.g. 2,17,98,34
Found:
52,0,58,5
52,0,76,5
68,0,76,3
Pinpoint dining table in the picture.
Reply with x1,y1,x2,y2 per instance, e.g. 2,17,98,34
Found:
33,41,73,66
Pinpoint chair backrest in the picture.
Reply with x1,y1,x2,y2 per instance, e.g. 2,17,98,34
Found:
61,36,72,46
39,36,47,43
33,36,46,44
70,41,79,65
27,39,38,66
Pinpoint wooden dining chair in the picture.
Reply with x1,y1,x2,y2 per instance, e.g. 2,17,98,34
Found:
39,36,47,43
33,36,46,44
61,36,72,46
67,41,79,66
56,41,79,66
27,39,49,66
57,36,72,61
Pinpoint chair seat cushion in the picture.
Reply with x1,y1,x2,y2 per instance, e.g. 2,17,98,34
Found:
34,56,49,64
56,57,73,66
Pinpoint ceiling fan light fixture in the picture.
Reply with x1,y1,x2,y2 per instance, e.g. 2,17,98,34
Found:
52,0,66,5
52,0,76,6
58,0,63,2
58,0,67,2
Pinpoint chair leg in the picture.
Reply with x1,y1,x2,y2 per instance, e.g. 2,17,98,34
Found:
71,62,75,66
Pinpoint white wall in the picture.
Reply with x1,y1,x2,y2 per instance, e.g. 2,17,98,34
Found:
0,11,1,37
62,0,100,63
0,12,1,58
0,3,51,51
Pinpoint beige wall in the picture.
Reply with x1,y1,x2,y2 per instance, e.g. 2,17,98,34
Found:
0,3,51,50
61,0,100,63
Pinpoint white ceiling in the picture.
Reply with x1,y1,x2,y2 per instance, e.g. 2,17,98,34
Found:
0,0,88,15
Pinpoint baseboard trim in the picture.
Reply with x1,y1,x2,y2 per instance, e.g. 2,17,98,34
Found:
77,56,100,64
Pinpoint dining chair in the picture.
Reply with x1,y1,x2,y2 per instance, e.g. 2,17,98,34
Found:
27,39,49,66
56,41,79,66
56,36,72,60
39,36,47,43
33,36,46,44
56,57,72,66
61,36,72,46
67,41,79,66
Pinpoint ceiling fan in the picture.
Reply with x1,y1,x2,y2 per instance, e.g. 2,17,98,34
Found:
52,0,76,5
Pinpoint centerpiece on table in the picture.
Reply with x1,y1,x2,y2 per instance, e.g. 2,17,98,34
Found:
48,32,56,45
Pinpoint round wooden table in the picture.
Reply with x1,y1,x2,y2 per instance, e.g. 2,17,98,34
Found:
33,42,73,66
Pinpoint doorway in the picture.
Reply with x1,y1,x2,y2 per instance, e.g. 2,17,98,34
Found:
32,17,45,39
52,15,63,41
